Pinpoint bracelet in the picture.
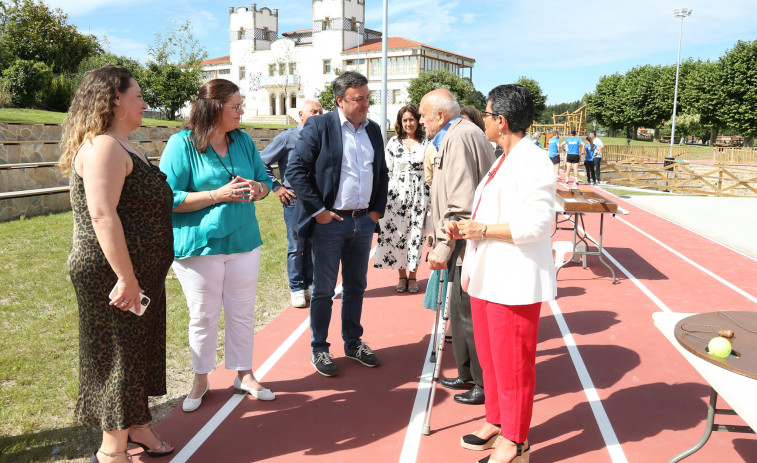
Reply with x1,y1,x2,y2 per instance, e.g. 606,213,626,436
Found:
480,225,487,240
208,190,215,203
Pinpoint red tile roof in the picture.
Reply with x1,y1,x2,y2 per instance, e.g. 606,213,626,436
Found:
344,37,474,62
200,55,231,65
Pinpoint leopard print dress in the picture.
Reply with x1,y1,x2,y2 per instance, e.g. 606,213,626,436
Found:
68,148,173,430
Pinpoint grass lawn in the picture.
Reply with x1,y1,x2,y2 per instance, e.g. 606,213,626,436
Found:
0,108,293,129
0,194,289,462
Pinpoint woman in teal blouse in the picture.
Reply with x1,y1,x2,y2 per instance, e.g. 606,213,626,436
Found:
159,79,276,412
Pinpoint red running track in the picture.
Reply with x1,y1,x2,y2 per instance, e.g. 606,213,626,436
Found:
134,184,756,463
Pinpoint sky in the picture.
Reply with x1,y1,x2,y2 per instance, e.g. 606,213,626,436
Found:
46,0,757,105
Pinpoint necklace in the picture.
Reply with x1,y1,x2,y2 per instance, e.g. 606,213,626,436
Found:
211,137,235,180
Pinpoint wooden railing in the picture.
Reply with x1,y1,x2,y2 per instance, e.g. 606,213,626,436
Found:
603,144,689,161
602,155,757,196
713,147,757,165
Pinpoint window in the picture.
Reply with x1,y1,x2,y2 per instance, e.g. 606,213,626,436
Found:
241,95,246,107
239,66,246,80
345,59,365,67
238,28,246,40
290,93,297,109
262,27,270,40
289,62,296,75
219,69,231,75
409,56,417,73
323,59,331,74
269,64,276,77
201,71,215,80
370,58,380,77
392,89,401,104
323,17,331,30
279,63,286,76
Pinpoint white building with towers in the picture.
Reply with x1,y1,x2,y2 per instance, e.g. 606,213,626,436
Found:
200,0,476,124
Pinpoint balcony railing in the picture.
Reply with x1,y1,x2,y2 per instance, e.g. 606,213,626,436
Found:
260,74,301,88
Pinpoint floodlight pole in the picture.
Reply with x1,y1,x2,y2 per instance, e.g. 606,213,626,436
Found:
381,0,388,142
669,8,692,158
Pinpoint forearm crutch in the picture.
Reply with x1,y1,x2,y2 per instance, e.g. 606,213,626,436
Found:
422,236,464,436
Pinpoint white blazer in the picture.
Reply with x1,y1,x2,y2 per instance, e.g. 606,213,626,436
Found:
462,137,557,305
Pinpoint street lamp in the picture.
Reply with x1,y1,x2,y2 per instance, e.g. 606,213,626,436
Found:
669,7,692,157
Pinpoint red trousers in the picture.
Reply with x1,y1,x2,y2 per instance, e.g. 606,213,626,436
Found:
470,296,542,443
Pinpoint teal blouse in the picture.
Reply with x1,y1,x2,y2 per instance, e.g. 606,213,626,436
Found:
159,129,273,259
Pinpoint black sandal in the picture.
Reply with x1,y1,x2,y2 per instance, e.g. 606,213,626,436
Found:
407,278,419,293
395,277,408,293
128,425,175,457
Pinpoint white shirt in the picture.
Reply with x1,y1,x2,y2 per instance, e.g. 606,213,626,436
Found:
593,137,604,157
462,137,557,305
333,108,374,210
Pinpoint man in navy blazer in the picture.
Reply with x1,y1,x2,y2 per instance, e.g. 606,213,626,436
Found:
288,72,389,377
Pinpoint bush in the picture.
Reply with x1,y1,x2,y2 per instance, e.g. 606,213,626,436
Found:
1,59,53,108
42,74,75,112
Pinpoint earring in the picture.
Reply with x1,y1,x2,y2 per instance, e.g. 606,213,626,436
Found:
117,106,128,121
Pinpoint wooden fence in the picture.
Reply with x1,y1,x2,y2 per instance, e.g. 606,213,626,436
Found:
602,155,757,197
713,147,757,164
603,145,689,161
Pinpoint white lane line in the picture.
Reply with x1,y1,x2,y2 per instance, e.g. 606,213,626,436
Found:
548,300,629,463
599,189,757,264
615,216,757,305
398,317,438,463
172,246,377,462
170,316,311,463
564,214,673,313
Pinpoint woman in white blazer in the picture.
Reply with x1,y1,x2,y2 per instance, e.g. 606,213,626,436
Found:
446,84,557,463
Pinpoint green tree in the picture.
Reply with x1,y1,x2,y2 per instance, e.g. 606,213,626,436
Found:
717,40,757,143
141,20,206,120
316,80,337,112
1,58,53,107
0,0,101,74
515,76,547,121
75,52,144,88
406,69,486,109
680,59,725,142
587,73,627,134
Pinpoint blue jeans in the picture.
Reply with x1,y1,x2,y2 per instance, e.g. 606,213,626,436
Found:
310,214,375,353
594,158,602,182
283,199,312,292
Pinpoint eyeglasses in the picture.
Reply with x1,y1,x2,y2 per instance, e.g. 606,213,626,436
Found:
225,104,243,113
480,110,500,120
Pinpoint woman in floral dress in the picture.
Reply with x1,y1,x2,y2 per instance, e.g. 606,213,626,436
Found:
374,105,430,293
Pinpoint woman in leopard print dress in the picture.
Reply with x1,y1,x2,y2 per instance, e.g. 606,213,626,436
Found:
59,66,174,463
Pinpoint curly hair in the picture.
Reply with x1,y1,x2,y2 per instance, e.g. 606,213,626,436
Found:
394,104,424,141
184,79,240,153
59,65,134,174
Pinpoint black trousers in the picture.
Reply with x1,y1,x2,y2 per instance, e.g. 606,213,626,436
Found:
449,265,483,387
584,160,596,183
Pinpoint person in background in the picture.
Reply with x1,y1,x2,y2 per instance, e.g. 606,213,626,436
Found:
259,100,323,308
584,136,597,185
159,79,275,414
374,104,430,294
589,130,604,183
532,131,542,148
420,88,495,406
560,130,584,186
547,131,561,179
460,106,486,132
288,71,389,377
60,65,174,462
447,84,557,463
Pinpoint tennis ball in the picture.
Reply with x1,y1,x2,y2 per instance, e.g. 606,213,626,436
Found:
708,336,732,358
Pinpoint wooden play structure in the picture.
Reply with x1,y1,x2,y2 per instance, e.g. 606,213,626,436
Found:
530,104,588,145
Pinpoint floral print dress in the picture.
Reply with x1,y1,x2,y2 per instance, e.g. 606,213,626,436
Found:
374,136,430,271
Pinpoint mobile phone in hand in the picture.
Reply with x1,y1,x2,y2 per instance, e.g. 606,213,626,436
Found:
109,284,150,316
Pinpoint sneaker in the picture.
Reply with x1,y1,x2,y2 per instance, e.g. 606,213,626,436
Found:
305,284,313,301
291,290,306,308
345,341,381,367
311,352,339,377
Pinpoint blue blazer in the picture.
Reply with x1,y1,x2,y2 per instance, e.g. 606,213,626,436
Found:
287,110,389,238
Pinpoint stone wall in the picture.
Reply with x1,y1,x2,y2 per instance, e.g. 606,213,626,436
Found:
0,122,284,221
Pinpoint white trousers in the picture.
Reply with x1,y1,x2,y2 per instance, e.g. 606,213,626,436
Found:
172,248,261,374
